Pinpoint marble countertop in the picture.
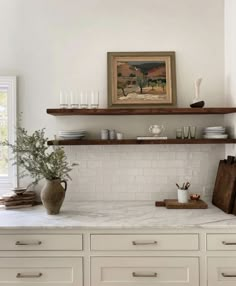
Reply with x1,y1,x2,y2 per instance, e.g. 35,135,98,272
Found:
1,201,236,230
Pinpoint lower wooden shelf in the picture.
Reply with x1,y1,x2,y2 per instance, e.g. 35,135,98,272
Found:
47,139,236,145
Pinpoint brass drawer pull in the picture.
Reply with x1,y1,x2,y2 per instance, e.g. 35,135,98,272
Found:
16,272,42,278
133,272,157,277
15,241,42,246
132,240,157,245
222,273,236,278
222,241,236,245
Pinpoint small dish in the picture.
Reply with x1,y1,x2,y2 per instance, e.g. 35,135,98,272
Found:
203,134,228,139
190,194,201,201
13,187,27,195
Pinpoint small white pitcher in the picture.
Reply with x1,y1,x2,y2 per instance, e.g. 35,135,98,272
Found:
149,125,164,136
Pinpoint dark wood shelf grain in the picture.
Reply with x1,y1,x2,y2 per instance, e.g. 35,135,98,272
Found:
47,138,236,146
46,107,236,116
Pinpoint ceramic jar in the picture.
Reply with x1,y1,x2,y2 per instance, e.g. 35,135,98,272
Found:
41,179,67,215
177,189,189,203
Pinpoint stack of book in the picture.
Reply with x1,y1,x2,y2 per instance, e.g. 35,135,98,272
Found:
0,191,37,209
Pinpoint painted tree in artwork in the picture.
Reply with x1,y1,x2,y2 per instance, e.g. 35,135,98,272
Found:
117,80,128,97
149,81,156,90
157,80,166,92
136,76,147,94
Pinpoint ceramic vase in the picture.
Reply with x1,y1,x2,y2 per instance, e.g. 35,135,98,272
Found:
41,179,67,215
177,189,188,203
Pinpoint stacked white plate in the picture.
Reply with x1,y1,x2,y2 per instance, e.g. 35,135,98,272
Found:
202,126,228,139
59,130,86,139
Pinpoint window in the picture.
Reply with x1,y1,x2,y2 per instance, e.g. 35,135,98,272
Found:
0,76,17,191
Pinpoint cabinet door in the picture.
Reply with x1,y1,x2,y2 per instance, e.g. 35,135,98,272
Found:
0,257,83,285
208,257,236,286
91,256,199,286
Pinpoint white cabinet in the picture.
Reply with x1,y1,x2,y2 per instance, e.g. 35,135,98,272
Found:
0,232,83,286
91,256,199,286
207,233,236,286
2,229,236,286
0,257,83,286
91,233,199,286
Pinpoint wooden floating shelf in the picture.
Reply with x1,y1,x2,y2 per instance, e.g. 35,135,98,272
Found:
47,107,236,116
47,139,236,146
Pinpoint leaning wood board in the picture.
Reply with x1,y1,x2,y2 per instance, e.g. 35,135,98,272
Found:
155,199,208,209
212,160,236,214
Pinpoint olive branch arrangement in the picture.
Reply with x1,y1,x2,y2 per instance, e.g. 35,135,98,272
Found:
2,126,77,185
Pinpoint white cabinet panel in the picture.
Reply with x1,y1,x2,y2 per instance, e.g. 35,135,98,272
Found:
207,234,236,250
91,234,199,251
91,256,199,286
0,234,83,251
208,257,236,286
0,257,83,285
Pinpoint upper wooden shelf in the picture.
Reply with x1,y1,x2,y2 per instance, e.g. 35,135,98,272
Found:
47,107,236,116
48,138,236,146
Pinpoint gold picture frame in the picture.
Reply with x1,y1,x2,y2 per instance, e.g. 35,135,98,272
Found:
108,51,176,108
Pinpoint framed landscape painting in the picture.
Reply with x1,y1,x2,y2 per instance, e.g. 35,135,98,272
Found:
108,51,176,108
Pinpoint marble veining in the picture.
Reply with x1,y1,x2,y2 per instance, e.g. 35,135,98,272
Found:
0,201,236,229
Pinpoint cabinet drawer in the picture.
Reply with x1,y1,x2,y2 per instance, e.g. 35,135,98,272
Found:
0,257,83,285
208,257,236,286
91,256,199,286
91,234,199,251
0,234,83,251
207,234,236,250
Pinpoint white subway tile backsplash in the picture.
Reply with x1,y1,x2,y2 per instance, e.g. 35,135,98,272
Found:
64,145,224,201
135,193,152,200
118,160,136,168
175,152,189,160
117,168,143,176
95,184,112,193
135,160,152,168
159,152,176,160
87,160,102,168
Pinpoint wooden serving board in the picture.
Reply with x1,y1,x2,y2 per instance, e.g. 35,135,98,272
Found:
165,199,208,209
155,199,208,209
212,160,236,214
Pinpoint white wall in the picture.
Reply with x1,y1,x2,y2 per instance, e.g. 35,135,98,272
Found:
225,0,236,157
0,0,226,200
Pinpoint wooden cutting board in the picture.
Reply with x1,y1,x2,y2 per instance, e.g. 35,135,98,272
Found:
165,199,208,209
212,160,236,214
155,199,208,209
